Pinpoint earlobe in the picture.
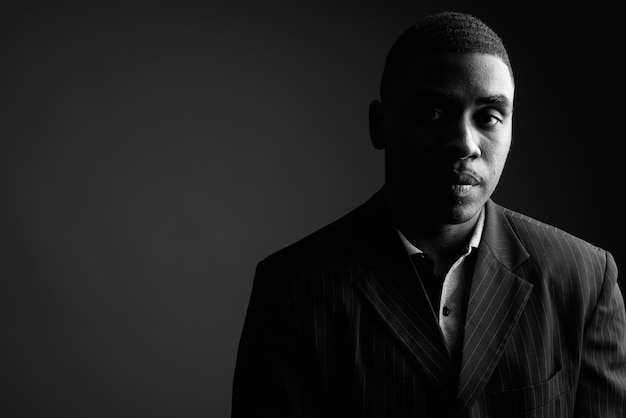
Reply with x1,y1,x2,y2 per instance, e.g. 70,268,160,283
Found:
369,100,385,150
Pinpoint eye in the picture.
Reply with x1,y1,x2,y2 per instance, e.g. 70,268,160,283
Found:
475,110,503,128
414,107,443,123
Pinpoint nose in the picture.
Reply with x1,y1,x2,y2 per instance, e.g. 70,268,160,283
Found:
443,116,481,161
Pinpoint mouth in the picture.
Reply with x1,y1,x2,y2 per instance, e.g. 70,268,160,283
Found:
439,170,481,196
448,184,475,194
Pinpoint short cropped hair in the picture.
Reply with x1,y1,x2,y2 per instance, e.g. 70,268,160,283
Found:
380,11,513,101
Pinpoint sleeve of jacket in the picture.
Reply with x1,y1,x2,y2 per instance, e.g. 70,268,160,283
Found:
574,251,626,417
231,259,322,418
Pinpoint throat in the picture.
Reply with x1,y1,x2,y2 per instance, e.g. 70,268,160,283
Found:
398,213,481,277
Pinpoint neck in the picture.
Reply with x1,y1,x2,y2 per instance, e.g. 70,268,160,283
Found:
385,190,482,276
399,216,479,255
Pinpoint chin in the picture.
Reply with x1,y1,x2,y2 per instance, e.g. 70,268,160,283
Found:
390,184,486,225
438,200,482,224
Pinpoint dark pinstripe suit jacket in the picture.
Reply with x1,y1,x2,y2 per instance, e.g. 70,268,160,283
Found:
232,191,626,417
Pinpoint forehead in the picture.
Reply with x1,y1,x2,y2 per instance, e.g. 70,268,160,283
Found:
396,52,514,104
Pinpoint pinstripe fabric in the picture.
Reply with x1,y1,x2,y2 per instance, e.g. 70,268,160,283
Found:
232,191,626,417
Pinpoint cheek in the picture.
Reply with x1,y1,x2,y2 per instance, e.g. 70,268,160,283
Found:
484,140,511,178
387,132,428,164
482,134,511,171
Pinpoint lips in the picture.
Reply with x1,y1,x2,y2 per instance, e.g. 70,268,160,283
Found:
440,170,481,186
433,169,481,197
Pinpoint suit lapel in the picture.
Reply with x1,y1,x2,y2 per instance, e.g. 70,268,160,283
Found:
347,194,534,405
456,200,533,413
350,191,454,392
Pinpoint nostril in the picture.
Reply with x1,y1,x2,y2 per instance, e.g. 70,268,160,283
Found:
442,134,481,161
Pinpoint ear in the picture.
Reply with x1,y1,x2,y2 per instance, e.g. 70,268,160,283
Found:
369,99,385,150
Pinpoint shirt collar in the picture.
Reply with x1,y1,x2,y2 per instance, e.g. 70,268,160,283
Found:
397,208,485,256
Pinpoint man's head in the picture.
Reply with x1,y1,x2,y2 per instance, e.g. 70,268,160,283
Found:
370,12,515,228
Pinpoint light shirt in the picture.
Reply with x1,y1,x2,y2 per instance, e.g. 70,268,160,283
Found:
397,209,485,357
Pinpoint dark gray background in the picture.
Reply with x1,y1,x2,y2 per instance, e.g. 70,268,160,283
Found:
2,2,623,417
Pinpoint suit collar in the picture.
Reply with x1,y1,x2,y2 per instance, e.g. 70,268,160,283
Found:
479,199,530,271
349,189,455,393
348,191,534,411
455,200,533,414
348,193,530,278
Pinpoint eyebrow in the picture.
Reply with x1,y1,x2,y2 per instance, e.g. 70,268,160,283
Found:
476,94,511,108
408,89,513,109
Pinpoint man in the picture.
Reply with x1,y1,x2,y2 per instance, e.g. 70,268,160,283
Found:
232,11,626,417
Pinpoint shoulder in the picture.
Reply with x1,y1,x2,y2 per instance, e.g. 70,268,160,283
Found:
489,202,619,326
495,202,608,263
489,202,615,291
250,197,376,311
258,196,370,273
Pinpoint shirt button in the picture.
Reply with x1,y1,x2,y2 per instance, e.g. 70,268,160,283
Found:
442,306,450,316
